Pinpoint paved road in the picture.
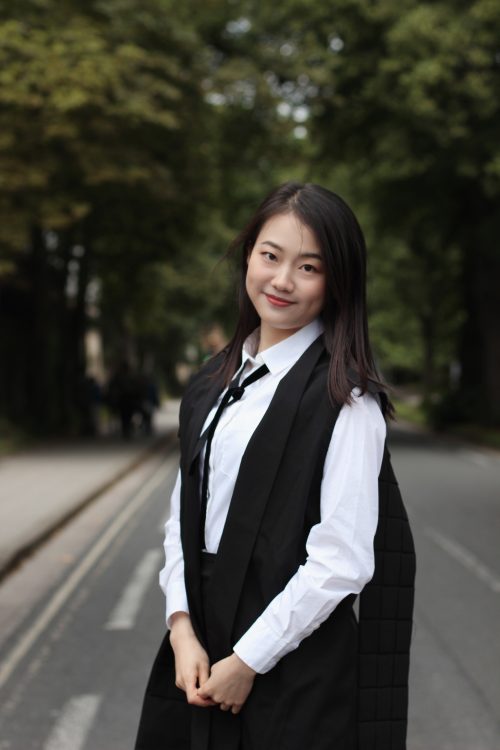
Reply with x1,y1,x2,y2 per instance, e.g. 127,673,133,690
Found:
394,426,500,750
0,427,499,749
0,450,175,750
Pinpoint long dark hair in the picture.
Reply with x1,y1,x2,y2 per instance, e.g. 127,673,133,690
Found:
219,181,394,419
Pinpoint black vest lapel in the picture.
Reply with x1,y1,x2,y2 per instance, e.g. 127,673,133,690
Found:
186,380,225,475
179,359,227,645
203,335,326,661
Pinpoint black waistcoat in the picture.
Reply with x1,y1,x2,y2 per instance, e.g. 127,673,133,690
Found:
135,336,416,750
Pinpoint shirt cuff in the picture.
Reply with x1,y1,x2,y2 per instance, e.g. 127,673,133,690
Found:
165,582,190,629
233,615,299,674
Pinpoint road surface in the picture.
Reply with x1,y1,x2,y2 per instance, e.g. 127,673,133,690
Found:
0,427,499,749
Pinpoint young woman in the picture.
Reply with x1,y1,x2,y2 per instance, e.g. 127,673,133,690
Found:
135,182,415,750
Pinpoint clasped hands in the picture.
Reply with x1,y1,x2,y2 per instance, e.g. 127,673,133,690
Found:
169,612,256,715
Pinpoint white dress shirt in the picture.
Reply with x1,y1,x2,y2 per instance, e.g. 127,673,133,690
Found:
160,318,387,674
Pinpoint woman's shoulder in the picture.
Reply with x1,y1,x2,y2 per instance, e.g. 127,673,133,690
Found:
340,386,387,439
177,349,229,439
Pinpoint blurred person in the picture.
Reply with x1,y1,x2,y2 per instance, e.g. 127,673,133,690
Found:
106,360,140,439
135,183,415,750
139,371,160,435
78,372,102,437
200,323,228,361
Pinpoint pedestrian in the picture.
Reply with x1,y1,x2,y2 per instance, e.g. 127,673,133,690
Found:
139,371,160,436
135,182,416,750
106,360,138,440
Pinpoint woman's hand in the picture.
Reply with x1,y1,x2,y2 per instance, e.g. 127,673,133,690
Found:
169,612,216,707
197,653,256,715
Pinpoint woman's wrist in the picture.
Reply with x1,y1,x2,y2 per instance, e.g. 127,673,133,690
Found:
169,612,196,645
231,652,256,677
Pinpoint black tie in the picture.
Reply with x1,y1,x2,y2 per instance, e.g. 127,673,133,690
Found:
198,363,269,549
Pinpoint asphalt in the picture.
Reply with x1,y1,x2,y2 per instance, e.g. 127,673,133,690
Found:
1,408,497,585
1,420,500,748
0,401,180,580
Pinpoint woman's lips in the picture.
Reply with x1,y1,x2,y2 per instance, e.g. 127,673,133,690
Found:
264,293,295,307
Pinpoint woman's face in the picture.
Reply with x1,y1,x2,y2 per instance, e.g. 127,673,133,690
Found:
246,212,326,346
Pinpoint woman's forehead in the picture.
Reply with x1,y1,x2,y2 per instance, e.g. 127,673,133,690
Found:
256,212,321,254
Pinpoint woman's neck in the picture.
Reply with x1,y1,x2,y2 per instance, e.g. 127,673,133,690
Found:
257,324,301,353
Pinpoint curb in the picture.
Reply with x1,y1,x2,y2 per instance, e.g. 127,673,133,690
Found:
0,428,178,583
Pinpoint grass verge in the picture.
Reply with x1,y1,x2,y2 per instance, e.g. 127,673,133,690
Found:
0,419,34,457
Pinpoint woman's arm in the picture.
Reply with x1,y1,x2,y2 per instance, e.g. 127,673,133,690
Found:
159,468,190,626
169,612,216,707
230,388,386,674
160,469,215,707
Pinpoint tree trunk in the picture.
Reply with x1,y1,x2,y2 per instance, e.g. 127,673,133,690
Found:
419,311,435,404
56,229,75,430
28,224,51,433
457,194,500,425
70,221,91,435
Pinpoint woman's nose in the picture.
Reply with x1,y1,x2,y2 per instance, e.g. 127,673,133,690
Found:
272,266,294,292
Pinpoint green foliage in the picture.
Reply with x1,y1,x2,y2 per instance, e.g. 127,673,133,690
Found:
233,0,500,419
0,0,221,431
1,0,500,434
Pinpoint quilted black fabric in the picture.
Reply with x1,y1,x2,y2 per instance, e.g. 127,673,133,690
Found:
357,446,416,749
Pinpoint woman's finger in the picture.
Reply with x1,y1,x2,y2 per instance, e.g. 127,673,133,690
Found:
174,669,185,691
220,703,231,712
186,682,213,706
196,684,209,700
196,683,216,706
198,662,210,687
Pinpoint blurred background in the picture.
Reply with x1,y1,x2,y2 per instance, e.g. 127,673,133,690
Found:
0,1,499,749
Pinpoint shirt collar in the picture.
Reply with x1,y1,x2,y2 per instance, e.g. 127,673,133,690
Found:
241,318,325,375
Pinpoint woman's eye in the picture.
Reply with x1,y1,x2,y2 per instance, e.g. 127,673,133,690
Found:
262,252,277,261
301,264,317,273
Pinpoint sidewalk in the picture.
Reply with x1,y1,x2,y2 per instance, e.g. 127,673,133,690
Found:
0,401,180,579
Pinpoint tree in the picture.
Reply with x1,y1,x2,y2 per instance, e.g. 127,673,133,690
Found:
308,0,500,423
216,0,500,423
0,0,220,432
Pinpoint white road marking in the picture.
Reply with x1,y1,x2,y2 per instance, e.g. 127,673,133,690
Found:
43,694,101,750
105,549,162,630
426,527,500,593
0,457,175,690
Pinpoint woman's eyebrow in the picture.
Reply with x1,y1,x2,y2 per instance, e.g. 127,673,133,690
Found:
260,240,284,251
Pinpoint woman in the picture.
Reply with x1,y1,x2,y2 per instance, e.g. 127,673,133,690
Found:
135,182,415,750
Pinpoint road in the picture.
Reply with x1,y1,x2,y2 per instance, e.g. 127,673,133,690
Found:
0,450,175,750
395,426,500,750
0,427,499,749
